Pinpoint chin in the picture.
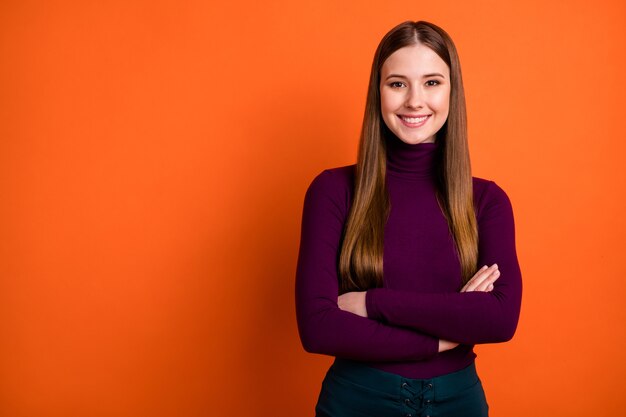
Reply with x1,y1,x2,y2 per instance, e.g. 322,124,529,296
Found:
397,135,434,145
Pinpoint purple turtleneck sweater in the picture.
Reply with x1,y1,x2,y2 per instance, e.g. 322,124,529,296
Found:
295,134,523,379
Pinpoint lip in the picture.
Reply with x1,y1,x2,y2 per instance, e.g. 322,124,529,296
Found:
397,114,431,128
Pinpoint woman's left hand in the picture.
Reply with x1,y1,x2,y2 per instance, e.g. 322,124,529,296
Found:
337,291,368,318
460,264,500,292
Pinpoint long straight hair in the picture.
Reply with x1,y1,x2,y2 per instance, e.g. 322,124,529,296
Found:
338,21,478,292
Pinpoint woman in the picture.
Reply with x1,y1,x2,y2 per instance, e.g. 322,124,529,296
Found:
295,20,522,417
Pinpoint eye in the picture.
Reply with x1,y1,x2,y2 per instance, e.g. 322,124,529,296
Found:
389,81,405,88
425,80,440,86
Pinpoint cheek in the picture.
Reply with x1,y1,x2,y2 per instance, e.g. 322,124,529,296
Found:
429,94,450,119
380,91,401,114
379,91,390,113
379,93,396,129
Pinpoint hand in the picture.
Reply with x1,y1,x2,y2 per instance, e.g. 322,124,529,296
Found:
337,291,368,318
461,264,500,292
438,339,459,352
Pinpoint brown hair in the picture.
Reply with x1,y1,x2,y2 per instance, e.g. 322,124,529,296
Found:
338,20,478,292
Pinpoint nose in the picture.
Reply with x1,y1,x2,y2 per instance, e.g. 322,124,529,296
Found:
405,86,423,109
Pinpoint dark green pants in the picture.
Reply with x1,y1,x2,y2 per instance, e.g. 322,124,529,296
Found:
315,359,489,417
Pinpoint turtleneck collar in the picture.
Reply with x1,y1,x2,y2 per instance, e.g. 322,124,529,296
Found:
385,134,439,180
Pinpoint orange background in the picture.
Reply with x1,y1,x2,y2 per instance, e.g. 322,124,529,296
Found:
1,1,625,416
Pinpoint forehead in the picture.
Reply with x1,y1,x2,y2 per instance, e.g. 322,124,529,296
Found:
381,43,450,78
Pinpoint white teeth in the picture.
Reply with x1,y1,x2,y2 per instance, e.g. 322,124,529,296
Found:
401,115,428,123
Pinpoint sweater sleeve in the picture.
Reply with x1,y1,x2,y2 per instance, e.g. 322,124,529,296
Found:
295,169,440,361
365,181,523,345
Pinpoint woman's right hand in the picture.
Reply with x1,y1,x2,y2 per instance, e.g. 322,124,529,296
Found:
460,264,500,293
438,339,459,352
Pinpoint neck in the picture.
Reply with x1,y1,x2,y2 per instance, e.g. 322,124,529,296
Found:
385,134,439,180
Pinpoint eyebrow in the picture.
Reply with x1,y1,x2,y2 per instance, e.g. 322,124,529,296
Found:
384,72,446,80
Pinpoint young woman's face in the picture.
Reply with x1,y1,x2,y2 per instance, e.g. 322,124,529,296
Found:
379,43,451,145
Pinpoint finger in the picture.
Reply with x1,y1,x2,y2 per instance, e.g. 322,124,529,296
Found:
463,264,498,292
337,294,346,309
461,265,488,292
473,269,499,292
464,265,495,291
474,269,500,291
474,267,500,291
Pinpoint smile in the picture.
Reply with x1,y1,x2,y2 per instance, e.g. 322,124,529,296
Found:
398,114,431,127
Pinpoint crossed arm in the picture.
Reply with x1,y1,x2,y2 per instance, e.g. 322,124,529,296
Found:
295,169,522,361
339,262,508,346
357,180,522,345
